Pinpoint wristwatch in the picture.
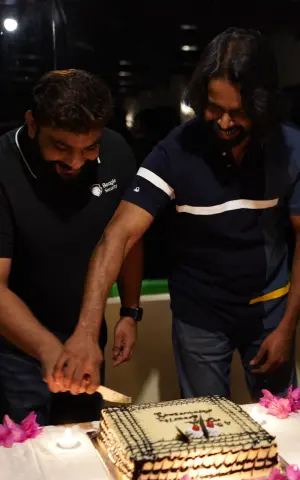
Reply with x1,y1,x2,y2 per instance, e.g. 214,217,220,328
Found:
120,306,143,322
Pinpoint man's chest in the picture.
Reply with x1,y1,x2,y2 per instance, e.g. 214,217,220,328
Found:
173,150,289,208
6,165,124,254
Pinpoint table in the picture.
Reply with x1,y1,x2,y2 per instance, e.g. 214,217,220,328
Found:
242,404,300,466
0,423,108,480
1,406,299,480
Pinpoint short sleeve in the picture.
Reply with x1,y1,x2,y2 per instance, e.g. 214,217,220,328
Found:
123,145,174,218
0,185,14,258
118,140,137,194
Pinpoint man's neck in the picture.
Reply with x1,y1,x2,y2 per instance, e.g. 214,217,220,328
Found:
231,136,250,166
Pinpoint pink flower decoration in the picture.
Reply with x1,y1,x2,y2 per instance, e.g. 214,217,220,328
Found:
180,476,192,480
268,469,286,480
21,412,42,440
286,465,300,480
3,415,27,443
268,398,292,419
259,389,278,408
0,412,42,448
0,423,14,448
287,386,300,412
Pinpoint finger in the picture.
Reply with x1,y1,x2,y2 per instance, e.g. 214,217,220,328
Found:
250,345,267,366
53,352,69,384
44,373,61,393
62,362,77,391
112,334,123,360
86,369,100,395
252,358,279,374
45,378,59,393
79,374,91,394
113,344,133,367
69,364,85,395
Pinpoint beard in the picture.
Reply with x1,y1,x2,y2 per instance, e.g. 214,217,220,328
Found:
30,136,98,193
205,119,250,150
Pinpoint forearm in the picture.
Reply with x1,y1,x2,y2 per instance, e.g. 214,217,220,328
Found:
117,239,143,307
77,229,132,338
279,239,300,334
0,285,62,360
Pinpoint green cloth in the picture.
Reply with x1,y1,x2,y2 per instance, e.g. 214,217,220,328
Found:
109,279,169,297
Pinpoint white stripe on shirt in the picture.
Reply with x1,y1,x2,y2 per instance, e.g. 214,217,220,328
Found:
176,198,279,215
137,167,175,199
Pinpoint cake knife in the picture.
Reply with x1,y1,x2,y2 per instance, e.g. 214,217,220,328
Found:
96,385,132,404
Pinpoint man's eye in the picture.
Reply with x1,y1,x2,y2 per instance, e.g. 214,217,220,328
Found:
55,145,68,152
86,144,99,151
208,103,223,114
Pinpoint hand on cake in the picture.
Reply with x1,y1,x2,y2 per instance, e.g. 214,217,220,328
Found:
250,327,292,374
52,330,103,395
112,316,137,366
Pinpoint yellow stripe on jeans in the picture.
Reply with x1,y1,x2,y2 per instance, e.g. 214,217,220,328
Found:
249,282,290,305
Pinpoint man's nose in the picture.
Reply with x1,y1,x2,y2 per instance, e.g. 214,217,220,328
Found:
69,155,85,172
218,113,234,130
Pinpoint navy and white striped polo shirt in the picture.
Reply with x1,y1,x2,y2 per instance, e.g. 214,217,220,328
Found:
124,118,300,321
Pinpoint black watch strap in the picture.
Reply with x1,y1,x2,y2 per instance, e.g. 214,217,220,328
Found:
120,306,143,322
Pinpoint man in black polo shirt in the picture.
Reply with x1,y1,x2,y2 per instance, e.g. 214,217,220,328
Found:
57,29,300,400
0,69,143,424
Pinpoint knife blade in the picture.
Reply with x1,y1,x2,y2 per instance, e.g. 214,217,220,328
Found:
96,385,132,404
199,415,209,439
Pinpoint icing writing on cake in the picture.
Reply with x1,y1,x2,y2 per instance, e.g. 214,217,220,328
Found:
154,409,213,423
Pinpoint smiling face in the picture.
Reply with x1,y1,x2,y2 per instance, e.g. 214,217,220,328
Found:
204,78,252,144
25,111,102,180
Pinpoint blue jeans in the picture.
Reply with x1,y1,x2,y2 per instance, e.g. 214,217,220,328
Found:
172,300,297,400
0,328,106,426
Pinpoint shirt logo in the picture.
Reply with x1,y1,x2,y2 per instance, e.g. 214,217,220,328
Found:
90,184,103,197
102,178,118,193
134,187,140,192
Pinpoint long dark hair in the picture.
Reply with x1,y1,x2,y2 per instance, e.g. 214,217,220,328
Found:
185,28,281,135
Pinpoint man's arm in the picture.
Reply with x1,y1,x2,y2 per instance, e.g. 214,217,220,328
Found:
0,258,64,391
250,215,300,373
277,215,300,332
113,239,144,366
53,201,153,394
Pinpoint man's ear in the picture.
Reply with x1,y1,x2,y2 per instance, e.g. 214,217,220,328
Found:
25,111,37,139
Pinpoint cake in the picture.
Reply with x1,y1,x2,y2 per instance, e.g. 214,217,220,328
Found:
98,396,279,480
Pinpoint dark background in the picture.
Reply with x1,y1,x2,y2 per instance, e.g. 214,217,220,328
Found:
1,0,300,279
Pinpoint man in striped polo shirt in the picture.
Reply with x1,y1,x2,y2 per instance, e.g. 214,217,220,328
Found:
56,28,299,400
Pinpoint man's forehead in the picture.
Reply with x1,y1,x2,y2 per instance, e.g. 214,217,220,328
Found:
41,126,102,147
207,78,242,109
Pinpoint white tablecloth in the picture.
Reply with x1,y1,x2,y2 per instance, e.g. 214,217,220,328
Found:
242,404,300,466
0,424,108,480
1,406,299,480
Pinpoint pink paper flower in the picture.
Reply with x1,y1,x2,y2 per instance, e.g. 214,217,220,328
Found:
0,423,14,448
287,386,300,412
3,415,27,443
268,469,286,480
286,465,300,480
0,412,42,448
259,389,278,408
21,412,42,440
268,397,292,419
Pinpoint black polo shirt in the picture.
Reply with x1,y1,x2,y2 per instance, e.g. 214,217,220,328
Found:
0,126,136,334
124,117,300,324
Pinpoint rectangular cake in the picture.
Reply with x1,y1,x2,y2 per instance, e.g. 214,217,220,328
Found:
98,396,279,480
